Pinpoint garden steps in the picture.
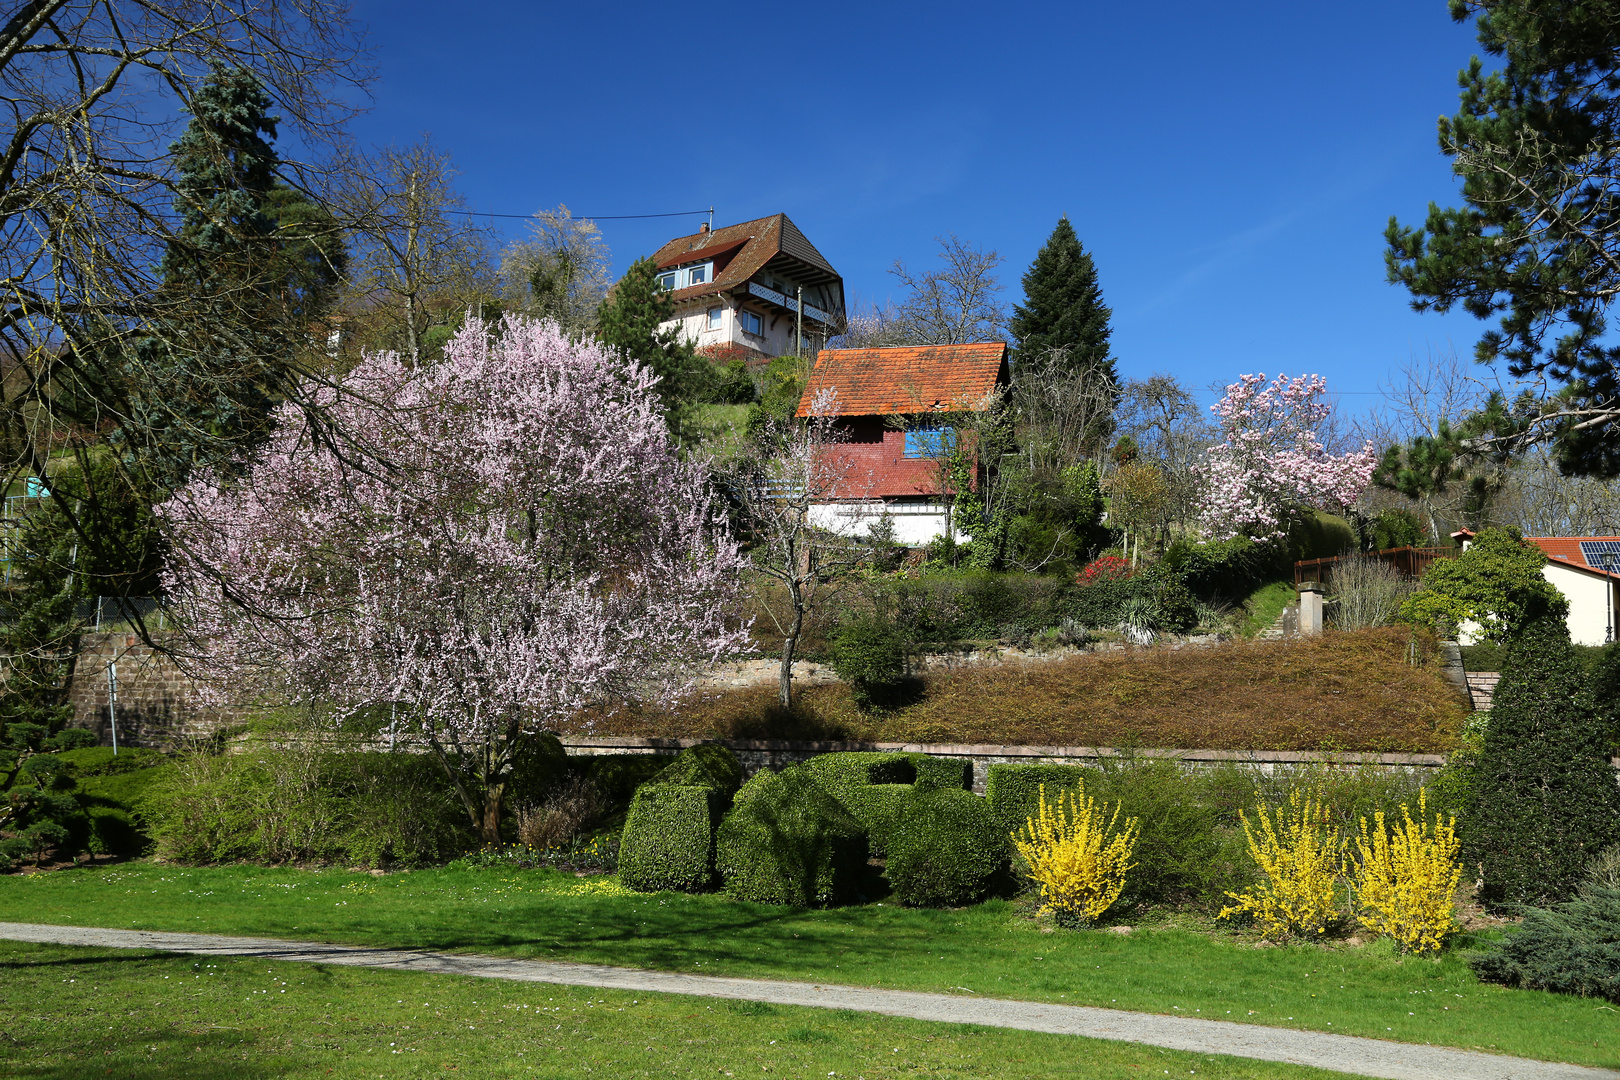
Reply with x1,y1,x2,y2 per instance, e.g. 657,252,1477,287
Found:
0,922,1610,1080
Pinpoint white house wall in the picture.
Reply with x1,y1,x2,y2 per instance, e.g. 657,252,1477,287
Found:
1544,563,1618,645
808,501,956,546
662,299,813,359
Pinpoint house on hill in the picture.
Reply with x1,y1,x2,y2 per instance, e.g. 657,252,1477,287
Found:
649,214,844,363
794,342,1010,546
1452,530,1620,645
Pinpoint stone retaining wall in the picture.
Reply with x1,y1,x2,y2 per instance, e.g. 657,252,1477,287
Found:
559,735,1453,795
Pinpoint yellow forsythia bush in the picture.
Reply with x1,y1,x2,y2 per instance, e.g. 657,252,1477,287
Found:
1012,783,1139,927
1352,790,1461,955
1219,789,1343,940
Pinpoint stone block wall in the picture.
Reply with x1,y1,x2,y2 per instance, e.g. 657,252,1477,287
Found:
66,633,234,748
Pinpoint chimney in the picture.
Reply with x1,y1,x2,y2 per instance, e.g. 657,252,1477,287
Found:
699,221,710,235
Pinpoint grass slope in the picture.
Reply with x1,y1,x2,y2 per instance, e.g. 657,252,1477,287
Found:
0,863,1612,1069
589,628,1465,751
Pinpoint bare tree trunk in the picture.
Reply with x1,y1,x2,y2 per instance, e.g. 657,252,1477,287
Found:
779,593,805,710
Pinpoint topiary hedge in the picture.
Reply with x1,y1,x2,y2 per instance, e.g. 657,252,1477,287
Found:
716,765,868,906
905,754,971,793
803,752,916,855
886,787,1006,907
985,762,1089,838
617,744,743,894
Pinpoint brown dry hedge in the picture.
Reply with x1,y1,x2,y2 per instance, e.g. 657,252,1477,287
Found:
577,628,1466,752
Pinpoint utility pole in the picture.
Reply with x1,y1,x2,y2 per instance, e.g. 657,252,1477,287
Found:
107,661,119,756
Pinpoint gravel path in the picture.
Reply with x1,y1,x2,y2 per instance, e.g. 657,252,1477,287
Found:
2,921,1611,1080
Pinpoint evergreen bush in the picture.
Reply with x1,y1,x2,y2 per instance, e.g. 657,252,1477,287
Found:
803,752,915,855
1469,885,1620,1002
1464,620,1620,908
618,784,727,893
986,763,1089,838
905,753,971,792
826,617,910,707
716,766,868,906
886,788,1006,907
617,744,743,893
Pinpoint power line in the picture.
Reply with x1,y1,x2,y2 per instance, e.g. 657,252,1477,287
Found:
443,207,713,221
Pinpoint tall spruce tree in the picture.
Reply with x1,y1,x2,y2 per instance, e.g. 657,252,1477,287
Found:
1465,619,1620,908
596,256,704,430
1009,217,1116,383
126,66,340,490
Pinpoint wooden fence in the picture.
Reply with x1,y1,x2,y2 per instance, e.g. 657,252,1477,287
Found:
1294,545,1455,587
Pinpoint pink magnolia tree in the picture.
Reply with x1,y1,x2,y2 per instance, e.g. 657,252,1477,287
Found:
160,316,748,843
1198,373,1378,542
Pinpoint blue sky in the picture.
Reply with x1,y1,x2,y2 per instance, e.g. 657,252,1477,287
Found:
344,0,1492,419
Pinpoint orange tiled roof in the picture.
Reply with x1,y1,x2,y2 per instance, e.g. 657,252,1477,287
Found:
795,342,1009,417
1527,536,1620,580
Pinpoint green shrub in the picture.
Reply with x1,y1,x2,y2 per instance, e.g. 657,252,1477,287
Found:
886,788,1006,907
803,752,916,855
648,743,744,795
617,744,743,893
1164,535,1282,603
1091,760,1222,903
73,759,175,857
1402,528,1569,643
55,746,165,777
503,732,571,814
619,785,727,893
45,728,97,752
716,766,868,906
580,754,670,814
1465,621,1620,908
1470,885,1620,1002
827,617,910,706
904,753,970,793
985,763,1089,838
143,747,470,866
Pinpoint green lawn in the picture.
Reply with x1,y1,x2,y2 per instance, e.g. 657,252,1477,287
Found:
0,940,1351,1079
1238,580,1296,638
0,862,1615,1069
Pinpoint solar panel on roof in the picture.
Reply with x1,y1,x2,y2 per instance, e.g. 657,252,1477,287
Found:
1578,540,1620,568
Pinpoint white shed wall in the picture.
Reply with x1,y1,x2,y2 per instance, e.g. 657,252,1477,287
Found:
808,501,957,546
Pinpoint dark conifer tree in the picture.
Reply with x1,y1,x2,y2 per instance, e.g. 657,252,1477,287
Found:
1009,217,1115,383
596,256,703,429
1465,619,1620,908
127,66,342,489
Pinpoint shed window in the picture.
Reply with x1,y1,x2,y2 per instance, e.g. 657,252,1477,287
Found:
904,418,955,459
707,307,724,329
740,310,762,335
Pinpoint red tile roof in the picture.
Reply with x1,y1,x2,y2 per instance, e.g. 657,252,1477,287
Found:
795,342,1010,417
1527,536,1620,580
646,213,840,307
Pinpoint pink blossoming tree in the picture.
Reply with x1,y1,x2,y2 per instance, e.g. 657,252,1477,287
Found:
1198,373,1378,542
160,316,748,843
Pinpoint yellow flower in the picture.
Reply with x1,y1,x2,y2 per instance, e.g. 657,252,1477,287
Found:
1352,789,1460,955
1219,789,1343,940
1012,783,1138,927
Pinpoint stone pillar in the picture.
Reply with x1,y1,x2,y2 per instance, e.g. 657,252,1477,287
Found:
1297,581,1324,637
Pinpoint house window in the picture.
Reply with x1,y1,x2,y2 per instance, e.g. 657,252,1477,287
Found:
656,261,714,291
707,307,724,329
904,418,955,459
739,310,762,335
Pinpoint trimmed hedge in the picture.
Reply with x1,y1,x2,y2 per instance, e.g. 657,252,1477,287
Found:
619,784,728,892
803,752,916,855
648,743,744,793
617,744,743,894
717,766,868,906
985,762,1089,838
886,788,1006,907
905,754,971,793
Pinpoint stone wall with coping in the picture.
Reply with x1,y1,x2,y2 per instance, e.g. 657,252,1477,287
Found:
558,735,1454,795
65,633,237,748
